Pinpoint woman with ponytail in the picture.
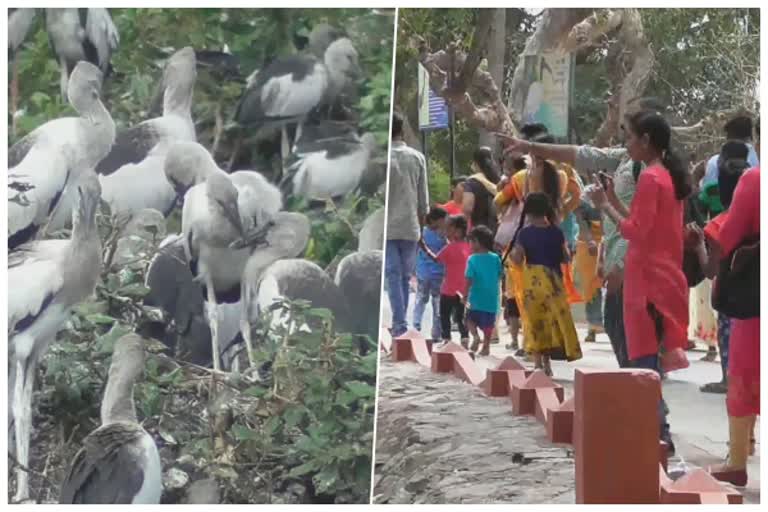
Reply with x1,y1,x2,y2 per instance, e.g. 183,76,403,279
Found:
462,146,501,232
588,109,691,452
504,193,582,375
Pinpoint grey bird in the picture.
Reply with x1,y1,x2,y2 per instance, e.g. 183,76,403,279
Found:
334,250,383,343
240,212,312,366
59,334,162,504
8,61,115,250
44,8,119,100
8,173,103,503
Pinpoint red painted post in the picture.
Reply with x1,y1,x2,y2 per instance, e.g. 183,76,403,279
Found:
546,396,574,444
452,352,485,386
574,368,661,504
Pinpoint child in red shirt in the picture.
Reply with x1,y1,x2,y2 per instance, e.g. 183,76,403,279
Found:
420,214,471,347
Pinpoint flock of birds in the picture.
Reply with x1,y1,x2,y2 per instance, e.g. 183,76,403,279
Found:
7,8,385,504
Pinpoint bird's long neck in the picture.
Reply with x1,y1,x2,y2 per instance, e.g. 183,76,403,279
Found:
163,81,194,118
101,366,138,425
80,100,116,159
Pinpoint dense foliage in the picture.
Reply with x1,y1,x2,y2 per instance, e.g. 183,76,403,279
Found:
9,8,392,504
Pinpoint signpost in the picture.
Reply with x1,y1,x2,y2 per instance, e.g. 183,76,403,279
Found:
417,63,451,176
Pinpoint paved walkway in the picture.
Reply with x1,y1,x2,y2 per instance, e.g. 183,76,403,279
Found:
377,291,760,504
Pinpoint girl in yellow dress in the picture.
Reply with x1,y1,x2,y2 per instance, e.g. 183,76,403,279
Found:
506,193,582,374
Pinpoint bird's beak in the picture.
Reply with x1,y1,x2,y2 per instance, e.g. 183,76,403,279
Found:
349,61,363,81
222,203,246,239
229,221,273,250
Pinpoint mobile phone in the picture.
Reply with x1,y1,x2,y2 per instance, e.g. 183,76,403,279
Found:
598,171,610,189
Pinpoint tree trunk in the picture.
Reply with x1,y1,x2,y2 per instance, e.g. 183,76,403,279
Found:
479,8,507,151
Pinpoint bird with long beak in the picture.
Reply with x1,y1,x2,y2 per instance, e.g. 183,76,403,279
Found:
59,334,162,504
179,168,276,372
8,61,114,249
8,172,103,502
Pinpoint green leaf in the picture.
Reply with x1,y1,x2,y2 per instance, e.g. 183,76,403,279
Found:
86,314,117,326
288,460,321,478
232,425,259,442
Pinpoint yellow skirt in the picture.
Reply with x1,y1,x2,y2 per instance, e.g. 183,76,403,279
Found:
519,264,582,361
573,240,602,303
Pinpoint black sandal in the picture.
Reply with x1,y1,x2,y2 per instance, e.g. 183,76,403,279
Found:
700,381,728,394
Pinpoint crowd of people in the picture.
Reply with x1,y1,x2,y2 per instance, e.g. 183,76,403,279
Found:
386,106,760,487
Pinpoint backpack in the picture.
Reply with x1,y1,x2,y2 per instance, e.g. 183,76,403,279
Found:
712,235,760,319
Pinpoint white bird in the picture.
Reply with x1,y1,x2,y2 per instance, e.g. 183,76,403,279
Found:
165,141,283,236
58,334,162,504
48,47,198,229
235,37,362,163
8,61,115,250
8,173,103,503
283,132,377,201
240,213,312,366
45,8,119,100
167,143,284,370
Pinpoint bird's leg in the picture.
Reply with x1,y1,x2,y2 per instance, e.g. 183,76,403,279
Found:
11,58,19,139
293,119,305,149
241,311,256,370
59,59,69,102
280,126,290,177
12,359,33,503
205,279,221,373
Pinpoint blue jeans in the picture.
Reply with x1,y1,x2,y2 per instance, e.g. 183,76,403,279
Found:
717,313,731,381
585,290,603,328
385,240,419,337
603,286,629,368
630,353,671,443
413,275,443,340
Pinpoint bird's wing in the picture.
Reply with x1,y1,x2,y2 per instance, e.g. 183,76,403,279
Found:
84,8,119,70
236,56,326,124
95,122,161,176
8,131,39,169
59,423,147,504
8,244,66,336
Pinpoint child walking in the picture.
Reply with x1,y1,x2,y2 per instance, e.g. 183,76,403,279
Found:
506,192,582,375
413,207,448,341
464,226,504,356
419,215,470,347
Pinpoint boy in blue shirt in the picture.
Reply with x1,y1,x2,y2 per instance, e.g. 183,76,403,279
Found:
413,207,448,341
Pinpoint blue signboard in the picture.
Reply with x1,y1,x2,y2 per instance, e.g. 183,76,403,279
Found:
418,63,449,131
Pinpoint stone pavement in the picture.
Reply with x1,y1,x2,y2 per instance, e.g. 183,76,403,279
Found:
377,292,760,504
372,357,575,504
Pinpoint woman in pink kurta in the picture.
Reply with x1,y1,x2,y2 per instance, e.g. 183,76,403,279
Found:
588,110,692,454
619,165,689,360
